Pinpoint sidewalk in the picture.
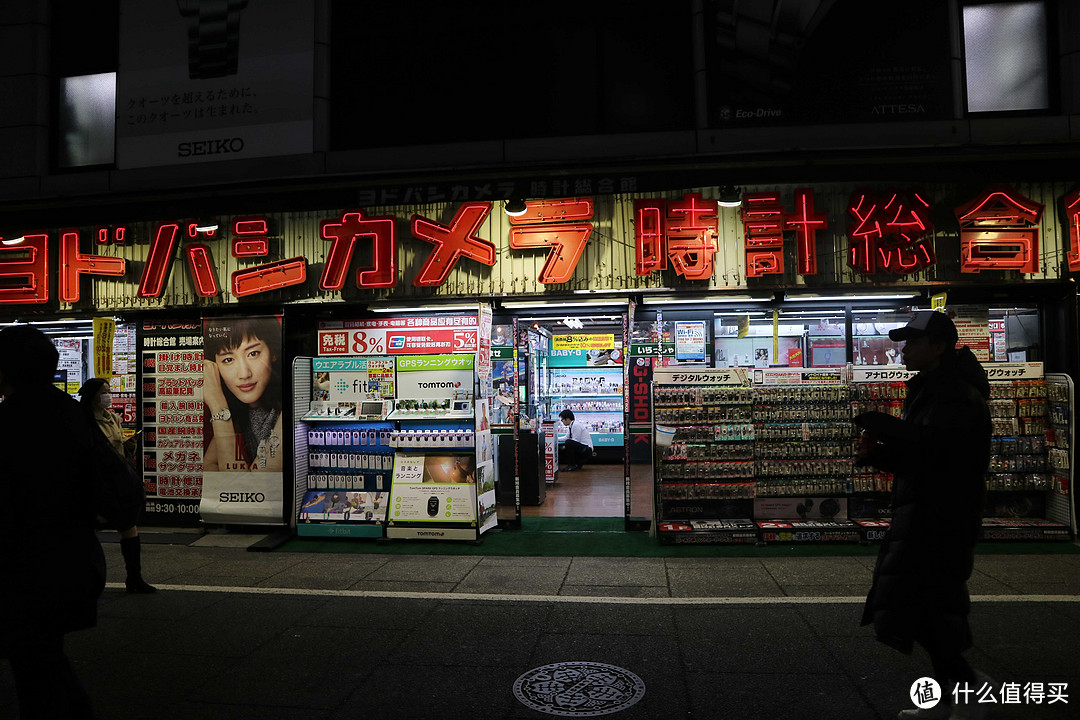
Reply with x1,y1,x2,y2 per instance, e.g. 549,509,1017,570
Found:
1,536,1076,719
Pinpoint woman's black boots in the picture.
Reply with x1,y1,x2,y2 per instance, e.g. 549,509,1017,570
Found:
119,536,157,594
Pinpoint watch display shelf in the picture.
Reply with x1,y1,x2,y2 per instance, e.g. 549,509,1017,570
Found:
751,385,855,499
654,384,756,526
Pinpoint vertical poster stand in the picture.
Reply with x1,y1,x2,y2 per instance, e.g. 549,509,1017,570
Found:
385,303,495,541
294,304,495,541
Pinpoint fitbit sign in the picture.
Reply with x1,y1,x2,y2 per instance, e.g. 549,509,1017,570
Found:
117,0,314,169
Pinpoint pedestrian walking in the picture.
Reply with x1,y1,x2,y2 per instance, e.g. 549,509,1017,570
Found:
79,377,156,594
854,311,993,720
0,325,139,719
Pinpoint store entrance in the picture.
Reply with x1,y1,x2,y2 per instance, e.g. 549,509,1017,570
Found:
510,312,631,520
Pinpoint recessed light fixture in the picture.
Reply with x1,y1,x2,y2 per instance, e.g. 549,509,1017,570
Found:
717,185,742,208
504,198,527,217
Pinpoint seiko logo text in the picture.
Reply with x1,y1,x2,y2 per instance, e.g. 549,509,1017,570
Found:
219,492,266,503
178,138,245,157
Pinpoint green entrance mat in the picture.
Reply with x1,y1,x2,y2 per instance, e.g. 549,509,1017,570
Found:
274,517,1080,557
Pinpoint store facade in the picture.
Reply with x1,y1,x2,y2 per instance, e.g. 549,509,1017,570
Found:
1,177,1076,542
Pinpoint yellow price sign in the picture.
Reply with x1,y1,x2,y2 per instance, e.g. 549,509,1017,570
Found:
931,292,947,312
552,334,615,351
92,317,116,378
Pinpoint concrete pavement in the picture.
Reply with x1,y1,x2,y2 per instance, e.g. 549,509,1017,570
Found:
0,534,1076,719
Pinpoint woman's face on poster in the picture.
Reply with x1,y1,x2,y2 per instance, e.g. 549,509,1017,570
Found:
215,333,273,407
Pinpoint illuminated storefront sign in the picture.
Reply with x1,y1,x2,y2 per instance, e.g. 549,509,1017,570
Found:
1065,187,1080,273
954,186,1043,274
411,202,496,287
0,185,1066,308
634,193,718,280
847,191,936,276
508,198,594,284
739,189,825,278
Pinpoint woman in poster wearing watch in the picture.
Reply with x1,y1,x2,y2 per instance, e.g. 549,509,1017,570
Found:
203,317,283,472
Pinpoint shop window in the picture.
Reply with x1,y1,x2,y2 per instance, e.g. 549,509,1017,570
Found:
714,314,808,369
962,1,1051,113
852,311,907,366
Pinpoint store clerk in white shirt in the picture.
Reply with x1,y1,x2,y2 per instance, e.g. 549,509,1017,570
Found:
559,409,594,471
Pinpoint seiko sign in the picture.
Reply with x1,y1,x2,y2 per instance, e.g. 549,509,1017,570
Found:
219,492,265,503
178,138,245,157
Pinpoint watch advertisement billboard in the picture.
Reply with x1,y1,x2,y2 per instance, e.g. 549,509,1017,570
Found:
198,315,285,524
117,0,314,169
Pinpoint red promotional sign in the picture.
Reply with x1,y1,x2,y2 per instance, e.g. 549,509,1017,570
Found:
318,316,479,356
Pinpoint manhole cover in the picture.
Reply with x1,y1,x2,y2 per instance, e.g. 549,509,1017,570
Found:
513,661,646,717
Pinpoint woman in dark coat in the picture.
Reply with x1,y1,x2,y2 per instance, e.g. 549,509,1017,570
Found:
855,312,992,719
0,326,138,718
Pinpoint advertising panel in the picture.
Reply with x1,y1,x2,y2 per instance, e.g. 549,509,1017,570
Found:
318,317,479,356
388,454,478,524
307,356,395,419
198,315,285,524
140,320,204,525
674,321,706,362
117,0,314,168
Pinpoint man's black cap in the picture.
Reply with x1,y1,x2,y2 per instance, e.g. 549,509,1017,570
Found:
888,311,959,346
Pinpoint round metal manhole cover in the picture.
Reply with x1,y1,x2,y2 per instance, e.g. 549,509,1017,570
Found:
513,661,646,717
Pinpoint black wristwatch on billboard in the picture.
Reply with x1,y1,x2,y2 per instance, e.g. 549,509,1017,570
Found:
176,0,249,79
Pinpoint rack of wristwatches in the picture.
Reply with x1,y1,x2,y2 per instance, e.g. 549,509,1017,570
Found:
656,385,756,500
1047,381,1071,492
751,385,854,497
987,379,1052,492
850,382,907,493
306,425,394,491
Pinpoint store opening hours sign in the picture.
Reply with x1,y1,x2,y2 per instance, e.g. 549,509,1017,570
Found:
318,316,479,356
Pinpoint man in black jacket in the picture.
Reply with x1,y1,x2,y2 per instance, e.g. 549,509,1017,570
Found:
0,325,138,719
855,311,992,720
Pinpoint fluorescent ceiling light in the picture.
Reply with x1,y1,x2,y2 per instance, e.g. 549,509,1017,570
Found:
642,294,767,306
780,310,847,316
519,315,621,322
714,311,768,318
572,287,672,295
851,308,904,314
785,293,919,302
369,304,477,313
30,318,93,325
502,300,626,309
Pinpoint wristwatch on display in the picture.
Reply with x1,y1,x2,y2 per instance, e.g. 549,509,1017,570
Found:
176,0,250,79
211,408,232,422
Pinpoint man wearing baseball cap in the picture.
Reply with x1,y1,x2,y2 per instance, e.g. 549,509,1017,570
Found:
854,311,993,720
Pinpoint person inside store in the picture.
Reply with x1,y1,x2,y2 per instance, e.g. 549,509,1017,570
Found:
558,409,594,472
203,317,283,472
0,325,141,719
79,377,156,594
853,310,992,720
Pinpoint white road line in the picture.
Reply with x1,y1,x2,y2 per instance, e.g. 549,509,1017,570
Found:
104,584,1080,605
